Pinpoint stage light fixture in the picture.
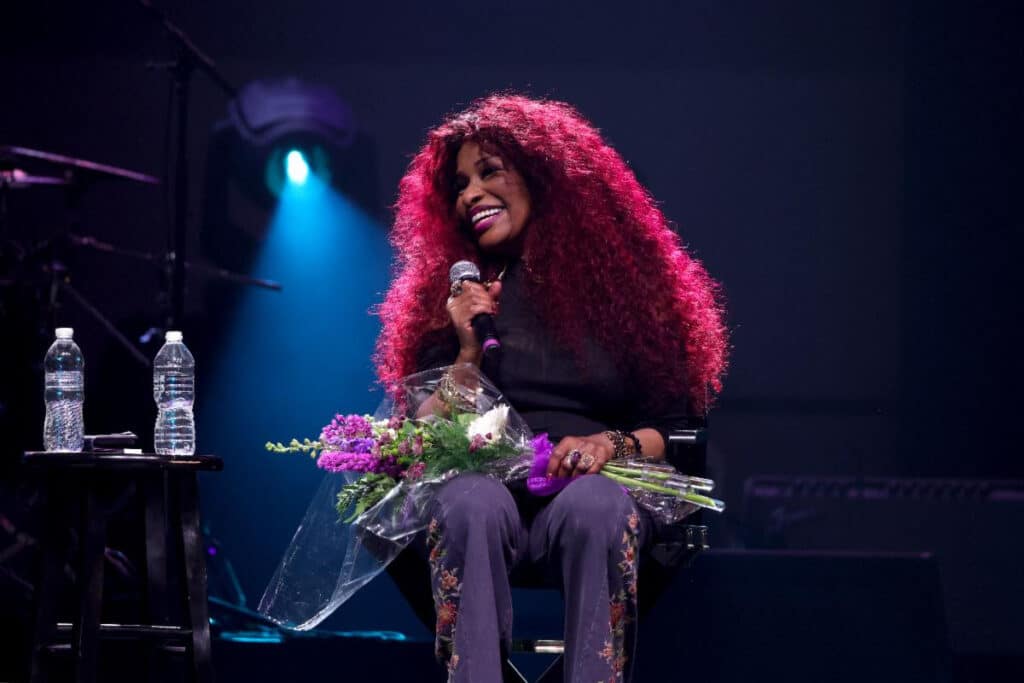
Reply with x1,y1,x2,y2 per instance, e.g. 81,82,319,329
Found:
224,78,355,199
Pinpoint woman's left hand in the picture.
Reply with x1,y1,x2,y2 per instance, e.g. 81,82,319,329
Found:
547,433,616,478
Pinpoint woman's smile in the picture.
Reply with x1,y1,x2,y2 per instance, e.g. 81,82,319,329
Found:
469,205,506,233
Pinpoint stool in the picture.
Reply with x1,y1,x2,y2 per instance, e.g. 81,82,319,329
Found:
22,452,223,683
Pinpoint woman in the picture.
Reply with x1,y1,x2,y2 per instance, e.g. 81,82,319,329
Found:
376,94,728,682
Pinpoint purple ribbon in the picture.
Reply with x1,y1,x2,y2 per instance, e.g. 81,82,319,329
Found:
526,433,571,496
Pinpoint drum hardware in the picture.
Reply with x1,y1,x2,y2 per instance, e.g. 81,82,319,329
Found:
0,145,281,369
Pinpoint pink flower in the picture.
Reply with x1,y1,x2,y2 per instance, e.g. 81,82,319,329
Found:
403,462,427,481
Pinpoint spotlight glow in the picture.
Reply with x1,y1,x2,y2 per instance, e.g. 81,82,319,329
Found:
285,149,310,185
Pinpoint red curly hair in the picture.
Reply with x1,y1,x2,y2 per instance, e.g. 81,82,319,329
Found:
375,94,728,413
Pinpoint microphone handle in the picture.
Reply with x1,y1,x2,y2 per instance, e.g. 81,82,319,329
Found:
471,313,502,357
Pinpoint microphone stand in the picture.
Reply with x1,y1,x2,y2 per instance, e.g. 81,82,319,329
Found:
137,0,238,330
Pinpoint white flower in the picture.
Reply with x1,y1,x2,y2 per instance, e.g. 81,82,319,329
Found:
467,405,510,444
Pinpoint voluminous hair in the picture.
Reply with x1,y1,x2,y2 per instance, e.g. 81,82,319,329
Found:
375,94,728,413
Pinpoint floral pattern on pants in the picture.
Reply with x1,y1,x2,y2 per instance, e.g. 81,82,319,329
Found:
601,510,641,681
428,517,463,676
421,474,650,683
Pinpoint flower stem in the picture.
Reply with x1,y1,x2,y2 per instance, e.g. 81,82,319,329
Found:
602,464,716,491
601,470,680,495
602,463,715,492
603,464,674,481
600,471,724,510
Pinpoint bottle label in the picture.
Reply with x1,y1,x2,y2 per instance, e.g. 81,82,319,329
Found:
45,371,83,388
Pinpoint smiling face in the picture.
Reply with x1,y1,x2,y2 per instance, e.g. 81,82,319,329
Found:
453,141,531,256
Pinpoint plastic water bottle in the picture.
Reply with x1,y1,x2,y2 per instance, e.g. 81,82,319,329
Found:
153,330,196,456
43,327,85,452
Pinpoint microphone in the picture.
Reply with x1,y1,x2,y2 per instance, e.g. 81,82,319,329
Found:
449,260,501,358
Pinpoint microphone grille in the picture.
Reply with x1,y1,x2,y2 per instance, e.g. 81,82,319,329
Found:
449,260,481,284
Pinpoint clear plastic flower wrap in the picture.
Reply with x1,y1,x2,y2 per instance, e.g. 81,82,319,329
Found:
258,364,724,630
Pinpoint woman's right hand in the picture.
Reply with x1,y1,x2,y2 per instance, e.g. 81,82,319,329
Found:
446,280,502,364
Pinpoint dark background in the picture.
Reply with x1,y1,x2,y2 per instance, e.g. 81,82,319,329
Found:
2,0,1021,679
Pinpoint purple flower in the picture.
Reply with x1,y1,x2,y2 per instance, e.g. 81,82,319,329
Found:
346,437,375,454
320,414,374,447
378,455,403,479
318,451,376,473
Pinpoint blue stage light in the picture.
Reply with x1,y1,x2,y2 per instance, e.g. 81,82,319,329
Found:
226,78,355,202
285,149,310,185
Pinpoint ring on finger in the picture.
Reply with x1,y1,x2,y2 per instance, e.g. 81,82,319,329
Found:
579,453,595,470
566,448,582,468
450,281,464,297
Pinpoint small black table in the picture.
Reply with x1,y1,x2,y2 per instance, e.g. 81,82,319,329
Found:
22,451,223,683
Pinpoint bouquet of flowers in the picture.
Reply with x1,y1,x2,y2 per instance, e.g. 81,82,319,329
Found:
258,365,723,631
265,405,537,523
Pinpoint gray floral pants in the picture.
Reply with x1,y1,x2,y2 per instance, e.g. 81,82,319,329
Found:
425,473,649,683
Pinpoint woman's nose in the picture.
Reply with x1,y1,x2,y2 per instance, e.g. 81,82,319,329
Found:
462,181,485,208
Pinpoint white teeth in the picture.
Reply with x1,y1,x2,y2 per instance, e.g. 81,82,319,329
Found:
472,207,503,224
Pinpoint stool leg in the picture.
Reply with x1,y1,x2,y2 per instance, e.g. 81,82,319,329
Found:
31,483,71,683
143,473,170,683
177,472,214,683
144,473,170,622
73,487,106,683
500,659,529,683
535,654,564,683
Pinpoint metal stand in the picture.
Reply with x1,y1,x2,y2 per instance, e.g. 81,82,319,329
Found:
137,0,238,330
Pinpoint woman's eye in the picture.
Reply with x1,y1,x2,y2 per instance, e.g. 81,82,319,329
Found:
480,166,498,178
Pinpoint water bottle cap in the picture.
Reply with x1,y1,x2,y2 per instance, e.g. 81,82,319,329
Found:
165,330,183,342
55,327,74,339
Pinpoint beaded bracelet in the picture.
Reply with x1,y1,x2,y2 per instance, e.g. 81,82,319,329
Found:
603,429,641,459
624,431,643,457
